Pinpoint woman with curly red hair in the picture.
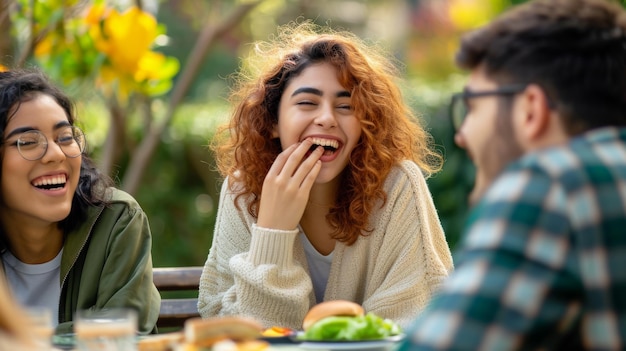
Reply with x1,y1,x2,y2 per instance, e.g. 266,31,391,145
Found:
198,22,453,330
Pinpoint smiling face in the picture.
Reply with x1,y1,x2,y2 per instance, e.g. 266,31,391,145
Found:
0,93,82,228
275,62,362,185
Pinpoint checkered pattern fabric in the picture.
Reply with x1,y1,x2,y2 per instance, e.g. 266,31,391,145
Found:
400,127,626,350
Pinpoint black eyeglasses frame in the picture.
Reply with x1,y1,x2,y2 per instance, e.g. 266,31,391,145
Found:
449,84,528,131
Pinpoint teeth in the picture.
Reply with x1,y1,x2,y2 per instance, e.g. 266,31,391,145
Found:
308,138,339,149
32,175,67,187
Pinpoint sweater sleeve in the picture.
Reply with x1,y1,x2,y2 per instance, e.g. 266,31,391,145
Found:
198,180,313,329
56,190,160,335
358,161,453,329
96,200,160,334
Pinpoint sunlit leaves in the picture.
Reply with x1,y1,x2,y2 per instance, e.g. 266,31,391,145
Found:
32,17,102,85
27,1,179,101
91,7,158,73
87,5,180,99
448,0,508,30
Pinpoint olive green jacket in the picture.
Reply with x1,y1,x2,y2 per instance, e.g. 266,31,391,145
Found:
1,188,160,335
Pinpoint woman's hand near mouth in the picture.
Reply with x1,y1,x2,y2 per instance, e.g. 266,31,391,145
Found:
257,140,324,231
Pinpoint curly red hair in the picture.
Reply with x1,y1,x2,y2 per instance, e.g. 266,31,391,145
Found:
212,21,442,245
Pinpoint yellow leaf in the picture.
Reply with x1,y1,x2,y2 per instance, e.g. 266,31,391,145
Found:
98,65,118,84
34,34,54,56
134,51,166,81
84,3,107,26
448,0,497,30
134,51,179,82
86,4,178,98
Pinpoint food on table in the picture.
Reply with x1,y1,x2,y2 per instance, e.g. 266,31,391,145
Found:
137,332,184,351
207,339,269,351
183,316,265,349
261,326,295,337
302,300,364,331
137,316,268,351
300,300,402,341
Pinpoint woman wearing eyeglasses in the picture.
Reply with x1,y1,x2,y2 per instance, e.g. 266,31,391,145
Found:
0,69,160,334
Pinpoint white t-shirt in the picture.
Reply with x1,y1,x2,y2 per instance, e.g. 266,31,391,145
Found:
2,248,62,326
299,232,333,303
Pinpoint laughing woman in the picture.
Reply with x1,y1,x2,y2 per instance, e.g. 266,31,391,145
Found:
198,22,454,330
0,69,160,334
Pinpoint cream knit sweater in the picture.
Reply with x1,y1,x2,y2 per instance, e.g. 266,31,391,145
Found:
198,160,453,330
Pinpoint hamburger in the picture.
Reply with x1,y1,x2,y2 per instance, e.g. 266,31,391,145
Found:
302,300,365,331
301,300,402,341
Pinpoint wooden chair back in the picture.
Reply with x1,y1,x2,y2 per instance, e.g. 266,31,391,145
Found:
153,266,203,329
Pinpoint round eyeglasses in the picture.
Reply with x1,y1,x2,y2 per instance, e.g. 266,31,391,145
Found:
449,84,528,131
6,126,86,161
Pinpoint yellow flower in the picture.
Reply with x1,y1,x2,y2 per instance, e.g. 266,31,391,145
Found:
97,65,136,101
84,3,108,26
448,0,504,30
135,51,179,82
34,33,55,57
91,6,158,75
86,4,179,98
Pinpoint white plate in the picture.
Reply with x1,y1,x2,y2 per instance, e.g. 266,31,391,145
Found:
297,334,404,350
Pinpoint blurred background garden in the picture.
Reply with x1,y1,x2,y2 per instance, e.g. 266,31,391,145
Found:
2,0,549,267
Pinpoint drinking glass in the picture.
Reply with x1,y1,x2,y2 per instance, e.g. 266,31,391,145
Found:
25,307,54,348
75,308,137,351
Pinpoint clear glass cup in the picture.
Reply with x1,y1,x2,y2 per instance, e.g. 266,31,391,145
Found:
25,307,54,348
75,308,137,351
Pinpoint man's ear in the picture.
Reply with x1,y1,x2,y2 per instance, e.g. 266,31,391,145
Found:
517,84,552,141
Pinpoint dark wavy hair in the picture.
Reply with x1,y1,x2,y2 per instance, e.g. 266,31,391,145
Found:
212,22,442,245
0,68,113,234
456,0,626,134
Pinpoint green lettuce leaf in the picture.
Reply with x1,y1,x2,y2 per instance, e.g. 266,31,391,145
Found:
301,312,402,341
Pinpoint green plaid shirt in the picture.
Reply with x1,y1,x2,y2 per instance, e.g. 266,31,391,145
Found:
400,127,626,350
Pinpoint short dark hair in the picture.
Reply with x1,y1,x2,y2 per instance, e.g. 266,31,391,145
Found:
456,0,626,134
0,68,113,233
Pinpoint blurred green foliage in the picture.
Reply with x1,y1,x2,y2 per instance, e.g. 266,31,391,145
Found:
136,103,229,267
78,101,229,267
406,75,475,250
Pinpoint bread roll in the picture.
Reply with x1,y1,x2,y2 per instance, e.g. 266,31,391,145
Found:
137,332,184,351
302,300,365,331
184,316,263,347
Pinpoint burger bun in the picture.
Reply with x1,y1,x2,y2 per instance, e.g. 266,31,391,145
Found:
302,300,364,331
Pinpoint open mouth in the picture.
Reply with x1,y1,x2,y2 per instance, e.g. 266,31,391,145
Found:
32,174,67,190
307,137,340,156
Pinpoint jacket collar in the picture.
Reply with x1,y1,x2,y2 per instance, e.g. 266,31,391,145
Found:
60,204,106,280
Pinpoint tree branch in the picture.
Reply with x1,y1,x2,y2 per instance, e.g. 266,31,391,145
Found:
121,1,263,194
99,98,126,179
0,0,14,65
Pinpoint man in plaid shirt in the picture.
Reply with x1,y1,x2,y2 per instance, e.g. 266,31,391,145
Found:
399,0,626,349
